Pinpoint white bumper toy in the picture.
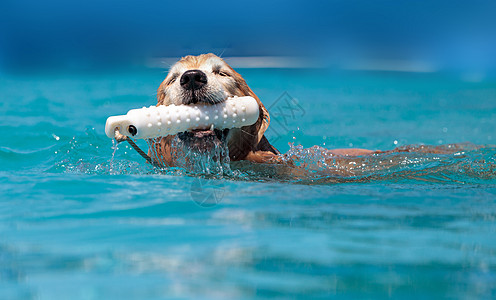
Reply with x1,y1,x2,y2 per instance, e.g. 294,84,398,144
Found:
105,96,259,139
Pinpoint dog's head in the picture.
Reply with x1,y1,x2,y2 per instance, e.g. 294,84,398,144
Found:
157,53,272,160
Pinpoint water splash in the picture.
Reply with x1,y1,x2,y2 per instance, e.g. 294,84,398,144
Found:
147,136,233,178
229,143,496,184
49,129,496,184
271,143,496,184
49,128,156,175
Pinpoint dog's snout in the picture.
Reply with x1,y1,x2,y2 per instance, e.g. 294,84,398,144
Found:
180,70,207,91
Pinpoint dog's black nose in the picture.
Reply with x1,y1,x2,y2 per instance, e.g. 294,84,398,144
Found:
180,70,207,91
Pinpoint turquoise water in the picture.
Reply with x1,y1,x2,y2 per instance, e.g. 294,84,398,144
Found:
1,68,496,299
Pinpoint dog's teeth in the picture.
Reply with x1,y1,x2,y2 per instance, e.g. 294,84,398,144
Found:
210,124,214,131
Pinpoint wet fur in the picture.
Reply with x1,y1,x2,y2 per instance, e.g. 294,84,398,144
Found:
151,53,279,167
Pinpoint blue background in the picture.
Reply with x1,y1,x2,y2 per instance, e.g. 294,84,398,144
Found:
2,0,496,73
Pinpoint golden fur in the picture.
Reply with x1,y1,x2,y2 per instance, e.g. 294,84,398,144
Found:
151,53,279,167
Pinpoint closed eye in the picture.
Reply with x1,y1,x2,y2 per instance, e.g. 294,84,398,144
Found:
165,74,178,85
213,70,230,77
212,66,230,77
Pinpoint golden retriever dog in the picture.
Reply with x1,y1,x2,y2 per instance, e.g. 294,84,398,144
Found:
149,53,464,171
151,53,280,167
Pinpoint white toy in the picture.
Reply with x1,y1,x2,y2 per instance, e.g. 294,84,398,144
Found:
105,96,260,139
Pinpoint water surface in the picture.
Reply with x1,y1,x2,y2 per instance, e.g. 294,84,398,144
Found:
1,68,496,299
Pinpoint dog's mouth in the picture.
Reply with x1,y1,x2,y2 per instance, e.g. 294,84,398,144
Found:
176,93,232,151
180,128,224,139
177,128,230,152
183,90,226,106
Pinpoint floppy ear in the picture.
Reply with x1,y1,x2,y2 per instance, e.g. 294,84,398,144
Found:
243,90,280,155
229,68,271,141
226,68,279,160
244,88,271,145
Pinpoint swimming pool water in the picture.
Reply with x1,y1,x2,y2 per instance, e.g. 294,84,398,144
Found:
1,68,496,299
